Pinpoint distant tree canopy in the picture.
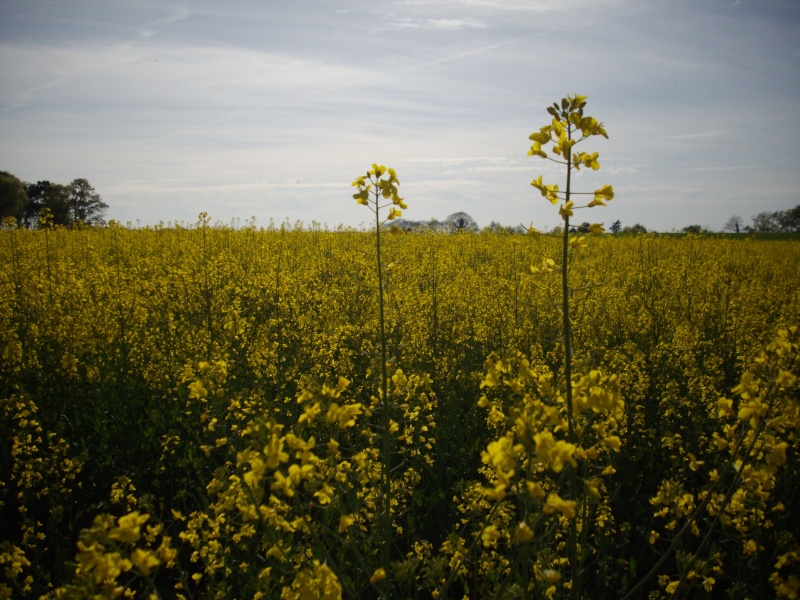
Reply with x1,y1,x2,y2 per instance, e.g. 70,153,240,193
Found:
68,178,108,225
390,212,481,233
483,221,522,234
682,224,706,234
389,218,439,232
0,172,107,227
747,206,800,233
722,215,744,234
24,181,70,227
444,212,479,233
0,171,28,222
622,223,647,234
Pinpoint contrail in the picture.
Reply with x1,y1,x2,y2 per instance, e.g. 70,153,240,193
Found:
396,37,522,74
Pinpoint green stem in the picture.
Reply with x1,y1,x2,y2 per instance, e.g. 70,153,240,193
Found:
45,225,54,305
563,123,580,600
375,186,392,589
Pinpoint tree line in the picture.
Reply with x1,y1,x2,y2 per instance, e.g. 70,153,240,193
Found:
3,168,796,234
722,207,800,234
394,208,800,236
0,171,108,227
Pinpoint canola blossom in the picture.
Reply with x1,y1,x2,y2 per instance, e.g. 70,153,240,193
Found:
0,220,798,599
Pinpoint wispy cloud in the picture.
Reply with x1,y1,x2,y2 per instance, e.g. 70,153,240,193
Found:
103,180,347,195
394,0,587,11
385,15,488,29
140,5,192,38
403,156,508,164
663,130,729,140
687,164,763,172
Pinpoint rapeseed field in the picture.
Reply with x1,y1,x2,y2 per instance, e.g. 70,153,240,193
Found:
1,218,798,598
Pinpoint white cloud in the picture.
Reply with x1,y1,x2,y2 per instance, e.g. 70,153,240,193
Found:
385,16,488,29
687,164,763,172
664,130,729,140
403,157,509,165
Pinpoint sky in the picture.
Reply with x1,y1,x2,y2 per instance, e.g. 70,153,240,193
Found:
1,0,799,232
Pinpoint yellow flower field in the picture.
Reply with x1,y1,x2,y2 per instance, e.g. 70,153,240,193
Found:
1,221,798,599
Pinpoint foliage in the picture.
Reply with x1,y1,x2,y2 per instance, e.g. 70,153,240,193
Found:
622,223,647,234
24,181,71,227
444,212,479,233
1,173,108,228
722,215,744,234
750,206,800,234
681,225,706,235
67,179,109,225
0,172,28,223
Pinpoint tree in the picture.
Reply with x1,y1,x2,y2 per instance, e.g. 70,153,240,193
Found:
24,181,71,226
444,212,478,233
68,178,108,225
426,218,444,232
722,215,744,234
751,211,780,233
682,224,706,234
388,218,421,232
776,205,800,232
484,221,515,233
610,219,621,234
0,171,28,223
622,223,647,234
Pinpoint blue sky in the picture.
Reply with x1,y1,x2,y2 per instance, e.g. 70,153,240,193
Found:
1,0,798,231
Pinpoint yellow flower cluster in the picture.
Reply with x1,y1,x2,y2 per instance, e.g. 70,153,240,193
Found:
48,511,176,599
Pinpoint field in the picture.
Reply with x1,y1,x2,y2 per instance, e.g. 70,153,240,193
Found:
1,222,799,599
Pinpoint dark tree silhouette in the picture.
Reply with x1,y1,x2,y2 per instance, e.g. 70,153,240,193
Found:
682,224,706,234
68,178,108,225
444,212,478,233
722,215,744,234
0,171,28,223
622,223,647,234
751,211,780,233
24,181,71,226
777,206,800,232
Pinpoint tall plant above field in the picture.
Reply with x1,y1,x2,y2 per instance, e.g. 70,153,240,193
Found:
527,94,614,442
443,95,623,600
530,95,615,598
352,165,407,592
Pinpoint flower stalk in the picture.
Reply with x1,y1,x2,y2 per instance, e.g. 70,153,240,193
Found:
351,164,406,590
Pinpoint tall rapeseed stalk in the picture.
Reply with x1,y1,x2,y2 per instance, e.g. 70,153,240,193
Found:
351,164,406,587
528,94,614,598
